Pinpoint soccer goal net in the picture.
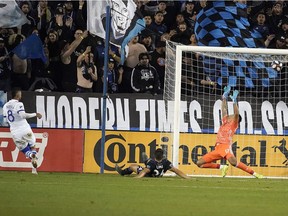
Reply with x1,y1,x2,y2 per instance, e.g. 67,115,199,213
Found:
164,40,288,178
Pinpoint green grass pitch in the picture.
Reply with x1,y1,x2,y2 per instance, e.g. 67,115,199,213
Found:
0,171,288,216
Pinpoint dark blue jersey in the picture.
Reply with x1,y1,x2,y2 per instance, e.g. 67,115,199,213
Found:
145,159,173,177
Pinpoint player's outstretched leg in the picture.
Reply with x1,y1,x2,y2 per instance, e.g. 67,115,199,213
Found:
235,161,265,179
115,164,124,175
253,172,265,179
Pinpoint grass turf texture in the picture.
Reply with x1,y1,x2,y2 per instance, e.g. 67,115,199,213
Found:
0,171,287,216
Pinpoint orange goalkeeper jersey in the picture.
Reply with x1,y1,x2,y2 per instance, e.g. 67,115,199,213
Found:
216,115,238,145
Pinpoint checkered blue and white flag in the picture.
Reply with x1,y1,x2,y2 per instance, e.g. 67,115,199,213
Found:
195,1,276,88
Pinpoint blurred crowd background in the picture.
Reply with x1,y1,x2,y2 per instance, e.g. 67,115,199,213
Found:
0,0,287,95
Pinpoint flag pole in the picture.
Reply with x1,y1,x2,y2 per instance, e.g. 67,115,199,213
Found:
100,5,111,174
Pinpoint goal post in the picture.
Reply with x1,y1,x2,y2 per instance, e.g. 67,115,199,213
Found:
164,40,288,178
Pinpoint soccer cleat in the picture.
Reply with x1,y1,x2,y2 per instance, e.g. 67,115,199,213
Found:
32,168,38,175
222,86,231,99
31,153,38,168
115,164,123,176
254,173,265,179
221,165,229,177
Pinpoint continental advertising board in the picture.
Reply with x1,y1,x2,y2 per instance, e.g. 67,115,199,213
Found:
83,130,288,177
0,128,84,172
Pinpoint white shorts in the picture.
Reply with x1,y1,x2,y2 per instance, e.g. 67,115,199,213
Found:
11,127,36,151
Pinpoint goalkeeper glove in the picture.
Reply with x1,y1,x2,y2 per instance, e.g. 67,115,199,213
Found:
230,90,239,103
222,85,231,99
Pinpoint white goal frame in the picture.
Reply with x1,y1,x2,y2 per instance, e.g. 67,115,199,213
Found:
171,45,288,172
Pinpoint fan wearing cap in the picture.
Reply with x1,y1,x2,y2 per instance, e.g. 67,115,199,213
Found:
131,52,160,95
31,0,52,25
157,1,175,32
100,57,123,94
0,37,11,92
182,1,197,29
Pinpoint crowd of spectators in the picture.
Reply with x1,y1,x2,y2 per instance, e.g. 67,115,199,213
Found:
0,0,287,94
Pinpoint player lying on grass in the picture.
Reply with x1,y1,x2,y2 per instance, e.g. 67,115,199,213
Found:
196,86,264,179
115,148,190,179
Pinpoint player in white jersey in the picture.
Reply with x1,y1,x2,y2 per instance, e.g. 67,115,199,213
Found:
3,89,42,170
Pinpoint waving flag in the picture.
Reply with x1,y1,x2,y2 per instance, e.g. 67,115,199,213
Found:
12,34,47,63
0,1,29,28
195,1,276,88
87,0,145,63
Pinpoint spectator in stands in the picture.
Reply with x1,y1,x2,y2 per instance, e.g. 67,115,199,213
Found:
182,1,197,30
76,46,98,93
267,1,285,35
264,34,276,48
140,34,155,53
61,30,88,92
275,34,287,49
252,12,270,40
280,18,288,35
149,40,166,89
75,0,87,30
0,28,10,44
29,46,57,92
170,12,189,32
199,0,207,9
32,0,52,37
100,58,123,94
45,29,62,90
149,11,167,41
143,0,159,14
123,35,147,92
157,1,175,32
131,52,160,95
20,1,37,37
46,3,74,42
0,38,11,92
143,13,153,27
63,0,77,22
9,34,30,90
94,38,120,70
170,22,192,45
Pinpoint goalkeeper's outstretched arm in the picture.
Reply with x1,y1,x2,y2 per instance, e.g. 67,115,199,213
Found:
221,98,228,118
233,99,240,122
230,90,240,122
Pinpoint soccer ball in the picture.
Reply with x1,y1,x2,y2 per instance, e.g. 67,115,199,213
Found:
271,60,283,72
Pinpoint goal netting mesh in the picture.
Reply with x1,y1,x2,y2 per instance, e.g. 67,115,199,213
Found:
163,40,288,178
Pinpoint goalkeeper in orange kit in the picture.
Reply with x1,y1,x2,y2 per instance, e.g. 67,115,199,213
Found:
196,86,264,178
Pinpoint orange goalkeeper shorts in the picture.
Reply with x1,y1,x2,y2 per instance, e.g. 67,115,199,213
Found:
202,143,235,163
